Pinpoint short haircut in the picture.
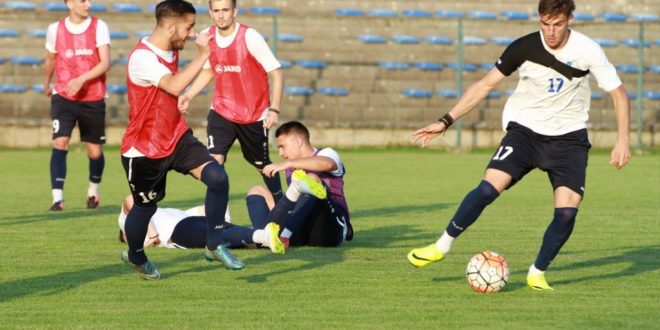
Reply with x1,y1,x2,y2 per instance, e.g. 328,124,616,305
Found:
538,0,575,18
208,0,237,8
155,0,196,25
275,121,310,141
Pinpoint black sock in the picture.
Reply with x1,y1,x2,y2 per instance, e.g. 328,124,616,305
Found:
50,148,68,190
200,162,229,250
88,152,104,184
262,171,283,202
445,180,500,238
125,204,157,265
246,195,270,229
534,207,578,271
267,195,297,227
221,224,256,248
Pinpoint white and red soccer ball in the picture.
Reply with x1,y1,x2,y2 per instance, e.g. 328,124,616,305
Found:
466,251,509,293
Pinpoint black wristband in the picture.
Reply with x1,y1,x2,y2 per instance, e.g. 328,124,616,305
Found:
268,108,280,114
438,113,454,127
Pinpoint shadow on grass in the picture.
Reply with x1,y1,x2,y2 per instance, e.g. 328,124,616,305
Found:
429,245,659,292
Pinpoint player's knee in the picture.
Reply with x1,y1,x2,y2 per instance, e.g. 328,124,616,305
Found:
553,207,578,228
87,149,103,160
247,185,270,197
475,180,500,205
201,162,228,192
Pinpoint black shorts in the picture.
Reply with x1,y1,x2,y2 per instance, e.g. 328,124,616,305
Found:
487,122,591,196
51,94,106,144
206,110,272,169
121,131,214,207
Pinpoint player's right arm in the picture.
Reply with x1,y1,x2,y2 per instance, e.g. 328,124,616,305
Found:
43,51,56,97
412,68,505,147
158,32,212,96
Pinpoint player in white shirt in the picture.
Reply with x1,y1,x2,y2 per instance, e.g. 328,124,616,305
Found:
407,0,631,291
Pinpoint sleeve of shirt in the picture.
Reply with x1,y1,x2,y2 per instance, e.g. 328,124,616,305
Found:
128,49,172,87
245,28,281,72
587,43,622,92
317,148,344,177
45,22,58,53
494,35,528,76
96,19,111,47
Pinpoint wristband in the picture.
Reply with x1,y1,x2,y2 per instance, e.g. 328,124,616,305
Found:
268,108,280,114
438,113,454,128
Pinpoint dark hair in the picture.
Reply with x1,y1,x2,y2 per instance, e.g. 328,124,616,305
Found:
275,121,310,141
118,229,126,243
538,0,575,17
155,0,196,24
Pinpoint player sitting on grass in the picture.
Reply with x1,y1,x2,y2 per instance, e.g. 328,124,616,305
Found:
248,121,353,248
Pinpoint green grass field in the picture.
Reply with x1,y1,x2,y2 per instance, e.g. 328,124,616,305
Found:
1,147,658,328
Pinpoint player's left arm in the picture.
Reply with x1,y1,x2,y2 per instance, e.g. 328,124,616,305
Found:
264,68,283,129
608,85,631,169
246,28,283,129
263,156,336,178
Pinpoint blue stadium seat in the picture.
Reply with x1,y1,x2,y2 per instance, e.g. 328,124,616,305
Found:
447,63,478,71
111,57,129,66
505,89,514,96
194,5,209,14
425,35,453,45
644,91,660,100
112,3,142,13
402,9,432,18
463,36,486,45
32,84,44,93
627,91,637,100
296,60,327,69
601,13,627,22
379,61,409,70
491,36,514,46
500,11,529,20
278,60,293,68
594,38,618,48
0,83,27,93
110,31,129,40
90,3,107,12
392,35,420,45
42,2,67,11
0,58,5,65
284,86,313,96
135,31,151,39
336,8,364,16
435,10,464,19
401,89,432,98
317,87,349,96
5,1,35,11
0,28,20,38
649,65,660,74
468,11,497,20
107,84,127,94
615,65,640,74
437,89,459,98
620,38,650,48
368,9,397,17
591,91,604,100
573,13,594,21
278,33,303,43
486,91,501,99
654,39,660,46
251,7,281,15
358,34,387,44
147,4,156,12
28,29,47,38
178,59,189,67
9,56,42,65
631,13,659,22
481,63,495,71
414,62,444,71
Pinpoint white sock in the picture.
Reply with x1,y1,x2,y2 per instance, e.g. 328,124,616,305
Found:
224,206,231,223
281,228,293,239
285,183,302,202
435,231,454,255
52,189,63,203
87,182,99,197
528,264,544,275
252,229,267,246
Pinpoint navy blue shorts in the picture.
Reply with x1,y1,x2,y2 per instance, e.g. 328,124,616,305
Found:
121,130,214,206
206,110,272,169
50,94,106,144
487,122,591,196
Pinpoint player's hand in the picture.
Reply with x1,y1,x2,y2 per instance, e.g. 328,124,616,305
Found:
178,94,191,115
43,84,52,97
412,122,447,147
65,77,84,96
194,32,212,56
262,162,286,178
609,141,631,169
263,110,279,129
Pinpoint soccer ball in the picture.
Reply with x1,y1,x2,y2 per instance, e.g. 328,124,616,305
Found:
465,251,509,293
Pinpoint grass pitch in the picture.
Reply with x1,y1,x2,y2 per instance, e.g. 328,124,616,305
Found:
0,147,658,328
